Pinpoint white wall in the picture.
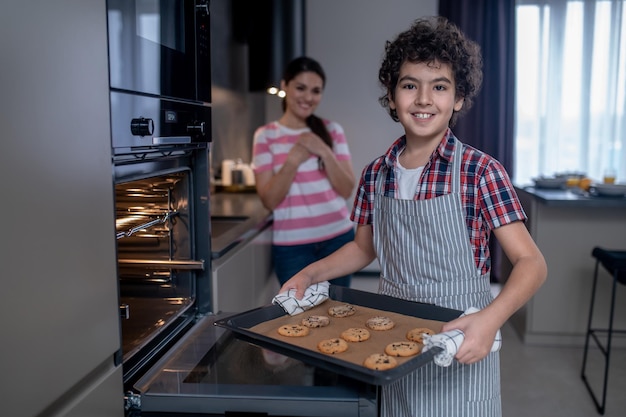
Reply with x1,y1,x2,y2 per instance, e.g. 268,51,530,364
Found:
306,0,438,189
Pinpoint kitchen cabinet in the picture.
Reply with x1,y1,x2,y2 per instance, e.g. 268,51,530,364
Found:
501,187,626,347
212,224,278,313
2,1,123,416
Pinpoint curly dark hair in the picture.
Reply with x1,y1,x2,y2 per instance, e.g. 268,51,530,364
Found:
378,16,483,126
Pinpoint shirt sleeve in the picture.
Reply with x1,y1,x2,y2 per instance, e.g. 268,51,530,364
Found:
479,158,527,230
326,120,351,162
252,126,273,174
350,157,384,225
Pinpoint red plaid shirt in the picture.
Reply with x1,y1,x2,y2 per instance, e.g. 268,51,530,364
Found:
351,129,526,275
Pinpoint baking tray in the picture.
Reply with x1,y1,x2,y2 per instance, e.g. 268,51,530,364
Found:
215,285,462,385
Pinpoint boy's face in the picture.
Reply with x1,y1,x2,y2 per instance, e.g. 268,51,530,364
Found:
389,60,464,144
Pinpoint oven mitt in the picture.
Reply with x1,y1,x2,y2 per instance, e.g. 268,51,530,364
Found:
272,281,330,316
421,307,502,367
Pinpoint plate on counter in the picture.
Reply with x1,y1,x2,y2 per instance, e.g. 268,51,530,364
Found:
589,183,626,197
215,286,462,385
532,176,567,189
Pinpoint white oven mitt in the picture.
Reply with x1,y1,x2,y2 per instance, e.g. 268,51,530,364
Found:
272,281,330,316
421,307,502,367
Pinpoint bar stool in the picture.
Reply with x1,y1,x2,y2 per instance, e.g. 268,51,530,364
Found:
581,247,626,414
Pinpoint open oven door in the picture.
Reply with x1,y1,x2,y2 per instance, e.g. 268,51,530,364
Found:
132,313,379,417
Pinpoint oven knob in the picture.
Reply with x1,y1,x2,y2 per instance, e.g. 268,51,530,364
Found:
130,117,154,137
187,121,205,135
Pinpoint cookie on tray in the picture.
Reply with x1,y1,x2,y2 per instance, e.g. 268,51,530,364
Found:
301,315,331,328
341,327,371,342
328,303,356,318
406,327,435,344
363,353,398,370
365,316,395,331
318,338,349,354
384,341,422,357
277,324,310,337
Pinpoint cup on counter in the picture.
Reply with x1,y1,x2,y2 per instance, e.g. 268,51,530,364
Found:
603,168,617,184
221,159,235,186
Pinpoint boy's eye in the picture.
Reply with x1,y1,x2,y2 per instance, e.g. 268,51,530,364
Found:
434,85,446,91
401,84,416,90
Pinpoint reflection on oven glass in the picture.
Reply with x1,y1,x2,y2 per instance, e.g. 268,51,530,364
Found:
185,336,319,386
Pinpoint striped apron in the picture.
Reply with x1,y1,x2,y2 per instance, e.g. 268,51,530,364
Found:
376,140,501,417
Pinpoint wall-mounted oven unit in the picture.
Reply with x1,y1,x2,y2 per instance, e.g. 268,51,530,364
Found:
107,0,213,393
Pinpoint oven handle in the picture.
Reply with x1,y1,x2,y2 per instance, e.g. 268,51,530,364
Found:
118,259,205,270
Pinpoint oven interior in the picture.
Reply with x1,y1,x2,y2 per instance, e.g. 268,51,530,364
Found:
115,166,204,382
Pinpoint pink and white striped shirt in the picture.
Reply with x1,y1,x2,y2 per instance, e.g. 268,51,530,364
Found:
252,120,354,245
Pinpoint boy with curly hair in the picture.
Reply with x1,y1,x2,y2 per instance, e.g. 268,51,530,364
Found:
280,16,547,416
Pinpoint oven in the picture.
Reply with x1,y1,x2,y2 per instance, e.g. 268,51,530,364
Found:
113,123,378,417
114,142,212,386
112,118,378,417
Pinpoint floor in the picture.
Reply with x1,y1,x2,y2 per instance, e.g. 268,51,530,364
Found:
351,274,626,417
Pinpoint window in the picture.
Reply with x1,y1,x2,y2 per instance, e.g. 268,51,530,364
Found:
515,0,626,184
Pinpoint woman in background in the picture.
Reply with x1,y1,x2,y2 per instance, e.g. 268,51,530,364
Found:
252,56,356,286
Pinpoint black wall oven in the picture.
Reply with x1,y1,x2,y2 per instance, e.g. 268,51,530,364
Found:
107,0,213,395
107,0,210,104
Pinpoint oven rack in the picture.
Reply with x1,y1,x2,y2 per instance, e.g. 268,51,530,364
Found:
116,210,179,240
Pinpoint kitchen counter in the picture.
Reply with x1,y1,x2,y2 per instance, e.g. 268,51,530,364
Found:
517,185,626,207
209,191,277,314
500,186,626,346
210,191,272,258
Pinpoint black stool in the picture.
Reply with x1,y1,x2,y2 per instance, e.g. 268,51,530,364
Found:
581,247,626,414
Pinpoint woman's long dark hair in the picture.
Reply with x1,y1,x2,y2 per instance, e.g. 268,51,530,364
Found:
282,56,334,149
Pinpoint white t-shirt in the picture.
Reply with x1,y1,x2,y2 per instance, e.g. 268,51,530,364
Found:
396,156,424,199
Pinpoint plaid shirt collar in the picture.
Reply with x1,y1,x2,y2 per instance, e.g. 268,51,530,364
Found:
382,128,456,170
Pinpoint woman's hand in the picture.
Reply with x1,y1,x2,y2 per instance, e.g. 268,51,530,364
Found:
296,132,356,198
286,141,313,166
297,132,331,158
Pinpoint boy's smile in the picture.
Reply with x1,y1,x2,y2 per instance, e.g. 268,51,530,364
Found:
389,60,464,145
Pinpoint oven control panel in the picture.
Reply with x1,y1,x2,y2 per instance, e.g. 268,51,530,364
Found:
110,91,211,153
